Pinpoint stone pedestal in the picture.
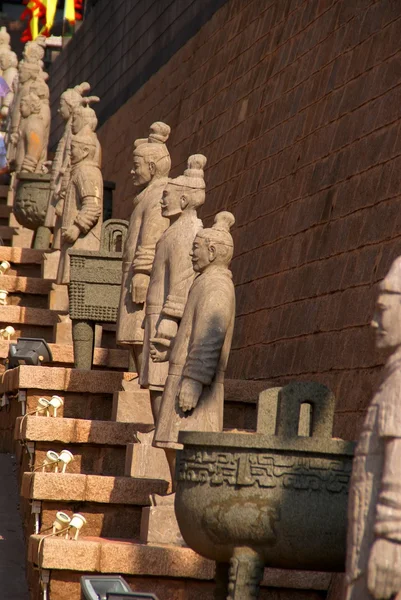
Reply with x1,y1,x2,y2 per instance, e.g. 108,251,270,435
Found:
140,493,185,546
112,385,153,424
49,283,69,312
125,431,171,484
42,250,60,280
54,314,73,345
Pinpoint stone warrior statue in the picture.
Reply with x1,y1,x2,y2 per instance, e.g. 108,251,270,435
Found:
56,127,103,285
345,256,401,600
7,37,47,166
40,83,99,249
15,90,49,172
140,154,206,422
0,49,18,125
152,212,236,484
116,122,170,374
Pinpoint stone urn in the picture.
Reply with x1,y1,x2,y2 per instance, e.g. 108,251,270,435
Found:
14,172,51,248
175,382,355,599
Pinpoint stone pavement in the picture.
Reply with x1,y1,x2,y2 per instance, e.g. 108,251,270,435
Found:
0,453,29,599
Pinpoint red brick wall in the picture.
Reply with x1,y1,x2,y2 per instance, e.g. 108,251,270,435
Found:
98,0,401,441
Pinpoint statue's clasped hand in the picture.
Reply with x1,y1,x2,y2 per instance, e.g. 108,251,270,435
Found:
368,538,401,599
149,340,169,363
178,377,203,412
131,273,149,304
62,224,80,244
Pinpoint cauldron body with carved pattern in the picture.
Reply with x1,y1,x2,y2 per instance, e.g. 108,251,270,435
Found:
175,383,355,598
14,172,51,231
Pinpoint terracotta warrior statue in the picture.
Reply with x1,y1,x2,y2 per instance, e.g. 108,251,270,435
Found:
151,212,236,483
8,61,49,168
0,50,18,123
56,127,103,285
14,90,49,172
116,122,170,374
0,27,11,58
43,83,99,246
7,36,47,166
345,256,401,600
140,154,206,421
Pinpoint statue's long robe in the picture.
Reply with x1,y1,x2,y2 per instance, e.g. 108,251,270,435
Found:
116,177,168,346
153,265,235,450
345,347,401,599
140,210,202,390
56,160,103,284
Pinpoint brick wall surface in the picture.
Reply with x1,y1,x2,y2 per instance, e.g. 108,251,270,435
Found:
67,0,401,441
47,0,227,149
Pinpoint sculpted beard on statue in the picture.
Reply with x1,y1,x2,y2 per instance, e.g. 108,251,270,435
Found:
345,257,401,600
150,211,236,488
115,122,171,374
139,154,206,424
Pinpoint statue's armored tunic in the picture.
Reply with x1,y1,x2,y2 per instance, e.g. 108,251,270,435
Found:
346,347,401,600
116,178,168,345
140,211,202,390
57,160,102,284
154,265,235,449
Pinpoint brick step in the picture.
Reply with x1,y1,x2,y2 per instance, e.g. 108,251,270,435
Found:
0,341,129,371
0,204,12,226
0,273,52,308
27,535,331,600
0,225,17,246
21,473,167,539
0,367,137,452
0,247,45,277
0,304,58,341
15,416,143,477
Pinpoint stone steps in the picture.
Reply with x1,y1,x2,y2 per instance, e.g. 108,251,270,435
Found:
0,225,17,246
0,247,44,278
21,472,168,540
0,304,59,341
27,535,331,600
0,204,12,226
0,341,129,371
15,415,142,477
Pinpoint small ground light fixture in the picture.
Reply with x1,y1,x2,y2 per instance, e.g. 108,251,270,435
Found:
58,449,74,472
36,398,50,416
49,395,63,417
0,260,10,274
52,511,71,535
0,325,15,340
68,513,87,540
0,289,8,305
7,337,53,369
81,576,133,600
42,450,60,472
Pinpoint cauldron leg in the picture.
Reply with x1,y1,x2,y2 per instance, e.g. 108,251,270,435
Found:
72,320,95,370
227,547,264,600
214,562,229,599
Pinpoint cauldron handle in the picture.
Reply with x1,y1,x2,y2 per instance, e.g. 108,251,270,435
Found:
258,382,335,439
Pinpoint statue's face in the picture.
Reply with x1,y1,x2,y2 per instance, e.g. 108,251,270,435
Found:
19,65,32,84
160,184,183,218
58,98,71,120
372,292,401,349
131,154,153,187
71,140,88,165
20,97,31,118
191,235,211,273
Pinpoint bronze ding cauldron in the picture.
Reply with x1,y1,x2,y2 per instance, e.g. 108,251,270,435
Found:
14,172,51,246
175,382,354,599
